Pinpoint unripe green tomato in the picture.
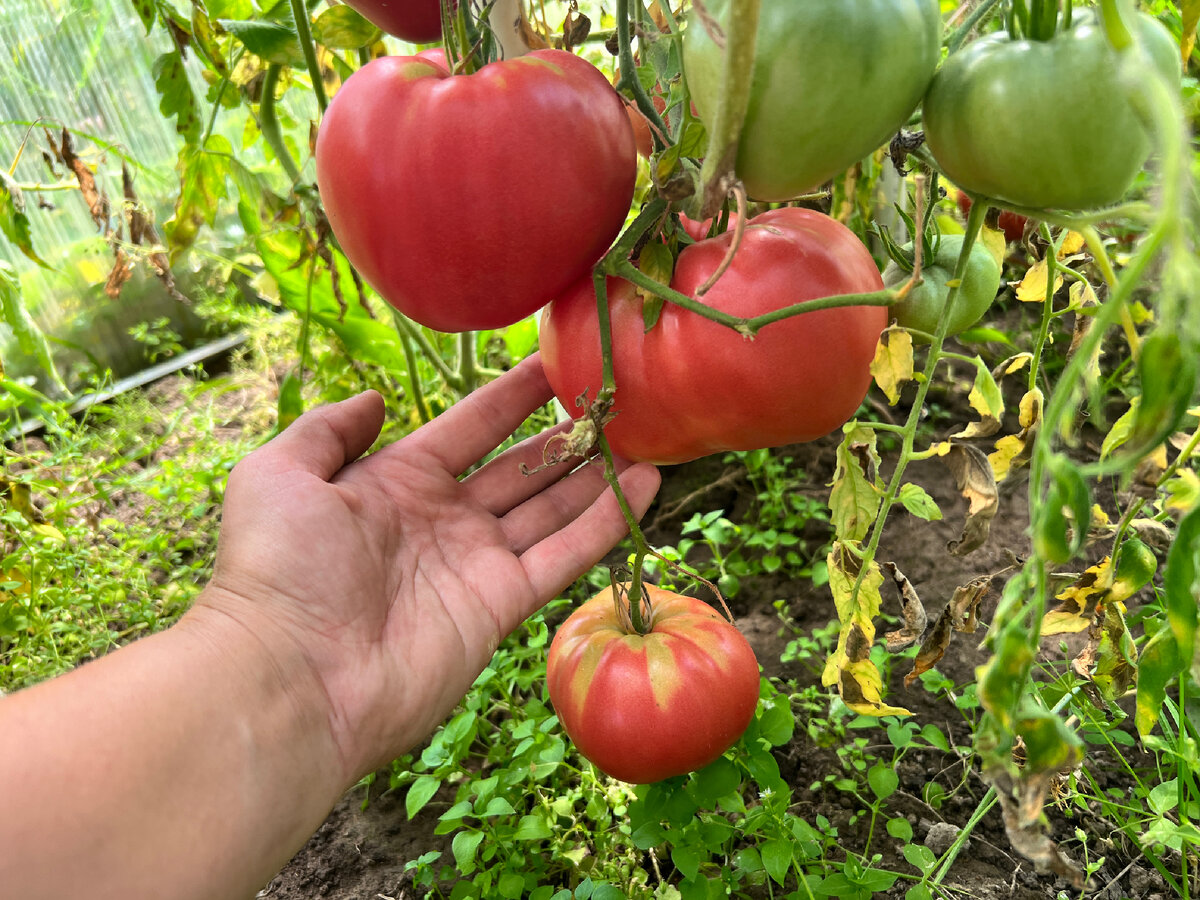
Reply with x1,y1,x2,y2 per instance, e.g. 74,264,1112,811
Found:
922,11,1179,210
883,235,1002,340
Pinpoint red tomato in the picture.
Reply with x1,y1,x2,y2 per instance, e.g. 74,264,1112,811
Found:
341,0,444,43
316,50,637,332
546,584,760,784
539,207,887,464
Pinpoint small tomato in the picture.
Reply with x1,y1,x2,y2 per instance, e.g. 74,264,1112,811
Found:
546,584,760,784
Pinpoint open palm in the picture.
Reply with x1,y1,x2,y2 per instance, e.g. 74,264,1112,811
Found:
200,355,660,779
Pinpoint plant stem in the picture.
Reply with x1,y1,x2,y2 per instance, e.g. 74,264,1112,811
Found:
398,330,432,424
614,0,668,149
694,0,760,218
848,199,989,609
291,0,329,114
259,64,303,185
389,309,464,393
458,332,479,395
946,0,1005,52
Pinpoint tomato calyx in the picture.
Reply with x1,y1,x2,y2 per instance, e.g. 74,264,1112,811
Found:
611,579,656,636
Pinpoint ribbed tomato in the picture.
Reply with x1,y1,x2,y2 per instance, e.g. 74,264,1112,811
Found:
539,207,887,464
546,584,760,784
315,50,637,332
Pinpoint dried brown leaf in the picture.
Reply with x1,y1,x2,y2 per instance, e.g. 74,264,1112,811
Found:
883,562,926,650
941,443,999,556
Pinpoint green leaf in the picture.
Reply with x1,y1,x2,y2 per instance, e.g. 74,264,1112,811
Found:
1100,397,1139,459
1163,503,1200,666
902,843,937,874
1034,455,1091,564
868,763,899,800
887,816,914,842
152,50,201,144
756,697,796,748
1148,778,1179,815
1124,332,1197,460
898,482,942,521
451,830,485,876
514,814,553,841
217,19,304,65
671,845,701,882
312,5,382,49
760,838,793,886
0,172,50,268
1135,623,1181,737
497,871,525,898
688,756,741,804
0,262,65,393
406,775,440,819
479,797,517,817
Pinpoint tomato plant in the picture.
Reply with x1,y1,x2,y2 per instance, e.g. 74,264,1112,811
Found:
682,0,941,200
546,583,760,784
340,0,444,43
540,208,887,464
923,10,1179,210
883,233,1002,339
315,50,637,332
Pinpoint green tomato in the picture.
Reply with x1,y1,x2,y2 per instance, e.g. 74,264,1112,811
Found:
922,11,1179,210
883,235,1002,340
682,0,941,201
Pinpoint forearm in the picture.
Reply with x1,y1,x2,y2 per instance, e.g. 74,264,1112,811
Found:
0,593,346,900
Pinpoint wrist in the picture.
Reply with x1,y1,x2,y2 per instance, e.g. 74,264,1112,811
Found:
180,587,351,790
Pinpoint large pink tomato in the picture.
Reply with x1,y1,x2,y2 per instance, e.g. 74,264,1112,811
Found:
546,584,760,784
539,207,887,464
315,50,637,332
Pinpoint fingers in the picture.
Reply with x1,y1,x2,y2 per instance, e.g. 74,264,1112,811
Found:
516,461,661,608
460,420,580,515
402,354,555,476
250,391,386,482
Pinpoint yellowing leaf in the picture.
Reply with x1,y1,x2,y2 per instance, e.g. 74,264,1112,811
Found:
989,434,1025,483
979,224,1006,267
1056,230,1086,258
1183,0,1199,60
870,328,914,406
1015,257,1063,303
992,352,1034,379
952,359,1004,439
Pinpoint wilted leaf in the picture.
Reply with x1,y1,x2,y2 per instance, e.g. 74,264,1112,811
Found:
1136,623,1181,736
1044,557,1113,635
991,352,1034,380
870,327,914,405
941,443,998,556
883,562,926,650
54,128,108,230
1014,257,1062,303
1073,600,1138,702
1034,456,1091,564
903,576,988,687
829,424,883,543
1122,332,1197,464
1056,230,1086,258
152,50,202,143
164,137,233,259
989,389,1042,482
1163,504,1200,668
1182,0,1199,60
822,542,911,717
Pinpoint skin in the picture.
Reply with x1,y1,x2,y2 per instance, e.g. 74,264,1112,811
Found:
0,354,660,900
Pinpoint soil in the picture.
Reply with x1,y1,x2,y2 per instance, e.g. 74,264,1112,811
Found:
257,398,1174,900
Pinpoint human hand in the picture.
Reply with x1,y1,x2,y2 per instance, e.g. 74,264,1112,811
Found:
191,354,660,782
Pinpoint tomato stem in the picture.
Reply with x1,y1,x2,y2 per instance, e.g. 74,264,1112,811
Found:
290,0,328,114
946,0,1005,53
613,0,669,152
694,0,760,219
259,64,303,185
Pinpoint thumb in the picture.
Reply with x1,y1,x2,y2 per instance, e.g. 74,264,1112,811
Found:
254,390,386,482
